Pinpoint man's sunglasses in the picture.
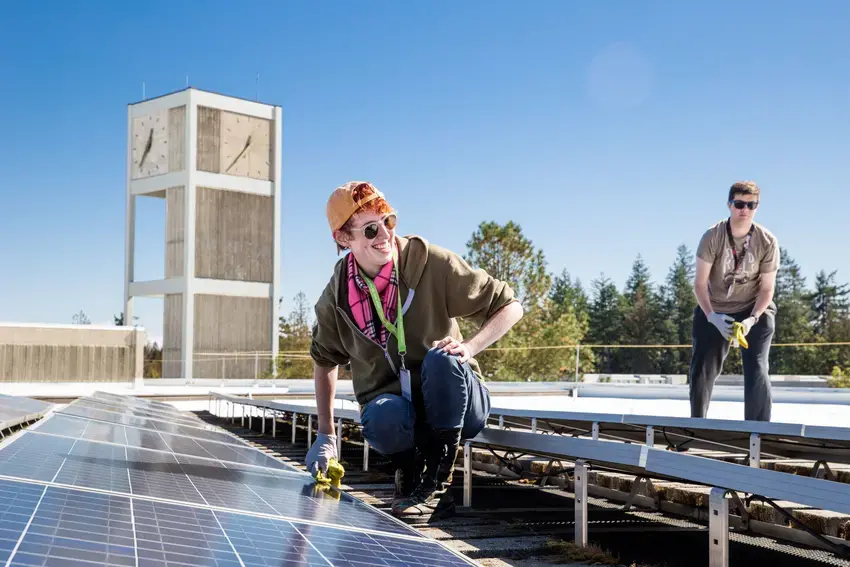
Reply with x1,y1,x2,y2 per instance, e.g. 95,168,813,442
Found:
730,200,759,210
352,213,398,240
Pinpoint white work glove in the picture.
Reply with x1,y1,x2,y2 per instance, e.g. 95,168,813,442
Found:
740,316,757,336
305,433,337,478
707,312,735,340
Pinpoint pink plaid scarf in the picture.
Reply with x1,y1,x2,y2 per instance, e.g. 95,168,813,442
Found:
346,252,399,348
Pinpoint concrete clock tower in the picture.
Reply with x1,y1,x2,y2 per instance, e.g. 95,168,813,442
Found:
124,88,282,379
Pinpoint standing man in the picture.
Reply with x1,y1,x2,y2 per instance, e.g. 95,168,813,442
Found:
690,181,780,422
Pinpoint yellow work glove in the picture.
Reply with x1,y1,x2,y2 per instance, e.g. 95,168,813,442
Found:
730,322,749,349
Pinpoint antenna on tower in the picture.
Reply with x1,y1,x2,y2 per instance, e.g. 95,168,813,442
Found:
186,75,189,88
256,72,260,101
142,82,146,100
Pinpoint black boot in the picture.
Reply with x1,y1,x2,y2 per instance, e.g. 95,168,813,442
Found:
388,448,424,509
392,428,461,521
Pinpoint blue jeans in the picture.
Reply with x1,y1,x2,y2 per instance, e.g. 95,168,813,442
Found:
360,347,491,456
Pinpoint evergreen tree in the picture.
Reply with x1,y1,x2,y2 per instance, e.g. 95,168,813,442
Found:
663,245,697,374
772,248,818,374
277,292,314,378
549,269,589,324
465,221,550,309
620,256,668,374
807,270,850,372
463,221,583,380
588,275,625,373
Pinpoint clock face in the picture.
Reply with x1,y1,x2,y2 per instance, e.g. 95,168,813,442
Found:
220,112,272,180
131,110,169,179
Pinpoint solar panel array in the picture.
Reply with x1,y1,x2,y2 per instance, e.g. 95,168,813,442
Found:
0,393,53,432
0,392,476,566
486,407,850,465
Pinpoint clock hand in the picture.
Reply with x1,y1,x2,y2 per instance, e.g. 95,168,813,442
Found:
225,135,252,173
139,128,153,167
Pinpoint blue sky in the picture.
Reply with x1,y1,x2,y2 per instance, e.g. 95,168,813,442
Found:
1,1,849,344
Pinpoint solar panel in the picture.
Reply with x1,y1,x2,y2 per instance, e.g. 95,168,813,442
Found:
487,407,850,465
216,508,475,566
84,394,196,422
35,413,295,472
57,404,246,446
0,431,420,539
70,397,203,428
92,390,188,415
173,453,419,537
0,389,478,566
0,394,52,416
0,394,53,431
0,478,475,567
0,479,45,565
0,409,25,422
0,432,73,482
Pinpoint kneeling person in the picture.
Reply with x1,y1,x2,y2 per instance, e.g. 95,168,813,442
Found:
306,181,523,520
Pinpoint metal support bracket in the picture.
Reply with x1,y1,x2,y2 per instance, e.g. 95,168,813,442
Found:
336,418,343,456
749,433,761,468
463,442,472,507
291,413,298,444
709,487,729,567
574,460,588,547
363,440,370,472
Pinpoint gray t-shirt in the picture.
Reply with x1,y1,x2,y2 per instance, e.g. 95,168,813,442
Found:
696,220,780,314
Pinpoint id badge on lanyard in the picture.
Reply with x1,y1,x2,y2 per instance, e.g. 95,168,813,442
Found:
362,254,412,402
726,220,753,299
399,368,412,402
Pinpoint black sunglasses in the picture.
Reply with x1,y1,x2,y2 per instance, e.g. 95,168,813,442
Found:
352,213,398,240
730,200,758,210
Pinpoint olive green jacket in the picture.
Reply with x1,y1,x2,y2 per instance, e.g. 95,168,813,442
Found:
310,235,516,405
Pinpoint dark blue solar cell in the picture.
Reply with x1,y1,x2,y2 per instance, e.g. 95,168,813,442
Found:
57,405,245,446
73,398,201,428
0,480,45,565
216,511,474,567
0,433,74,482
31,415,91,439
174,456,421,538
124,448,206,505
215,511,329,566
132,499,242,567
52,440,132,494
12,488,136,567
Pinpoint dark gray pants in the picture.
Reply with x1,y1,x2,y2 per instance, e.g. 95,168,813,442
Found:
688,302,777,422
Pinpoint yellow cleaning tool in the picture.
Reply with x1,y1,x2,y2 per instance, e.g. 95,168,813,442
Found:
730,322,749,349
314,458,345,486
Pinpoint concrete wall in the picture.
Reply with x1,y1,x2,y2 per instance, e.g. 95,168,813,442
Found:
194,188,274,282
0,323,145,382
192,295,271,379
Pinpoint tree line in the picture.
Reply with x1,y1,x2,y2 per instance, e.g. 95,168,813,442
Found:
279,220,850,382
